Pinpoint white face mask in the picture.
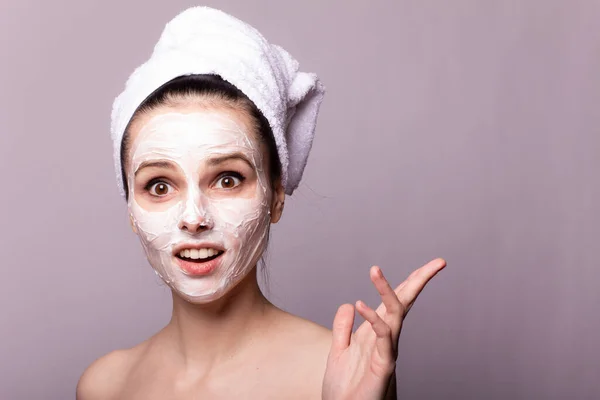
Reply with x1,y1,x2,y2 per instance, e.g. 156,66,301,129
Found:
127,111,272,303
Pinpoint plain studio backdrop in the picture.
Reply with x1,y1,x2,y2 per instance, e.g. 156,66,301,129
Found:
1,1,598,399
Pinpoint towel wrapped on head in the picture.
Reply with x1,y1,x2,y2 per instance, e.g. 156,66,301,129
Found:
110,6,326,196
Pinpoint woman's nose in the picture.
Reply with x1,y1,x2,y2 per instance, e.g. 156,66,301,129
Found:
178,194,213,233
178,216,212,233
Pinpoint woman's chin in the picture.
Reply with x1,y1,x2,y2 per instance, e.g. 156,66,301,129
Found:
169,269,253,305
171,279,227,304
152,257,256,304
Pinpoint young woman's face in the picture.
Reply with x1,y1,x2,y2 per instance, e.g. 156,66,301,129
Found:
125,104,274,303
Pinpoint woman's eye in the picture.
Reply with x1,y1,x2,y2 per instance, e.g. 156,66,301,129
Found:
215,174,243,190
147,181,172,196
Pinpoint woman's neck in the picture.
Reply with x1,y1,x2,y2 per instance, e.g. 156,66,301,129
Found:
163,266,276,372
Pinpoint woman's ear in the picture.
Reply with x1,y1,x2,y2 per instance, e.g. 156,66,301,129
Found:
270,180,285,224
129,214,138,234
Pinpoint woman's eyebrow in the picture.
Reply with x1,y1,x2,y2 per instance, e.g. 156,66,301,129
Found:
207,153,254,169
134,160,177,176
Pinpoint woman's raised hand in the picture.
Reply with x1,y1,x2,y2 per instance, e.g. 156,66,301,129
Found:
322,258,446,400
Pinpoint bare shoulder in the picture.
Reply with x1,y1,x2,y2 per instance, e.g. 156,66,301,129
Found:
269,306,331,345
265,307,333,395
76,342,148,400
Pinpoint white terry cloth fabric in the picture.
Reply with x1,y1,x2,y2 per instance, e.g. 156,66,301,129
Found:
110,6,326,197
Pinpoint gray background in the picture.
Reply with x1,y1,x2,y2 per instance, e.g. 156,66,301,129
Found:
1,0,598,399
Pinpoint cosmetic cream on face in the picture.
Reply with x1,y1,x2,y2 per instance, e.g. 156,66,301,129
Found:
127,111,271,303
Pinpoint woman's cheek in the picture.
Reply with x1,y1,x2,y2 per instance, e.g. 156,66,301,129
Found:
210,196,268,230
129,201,182,249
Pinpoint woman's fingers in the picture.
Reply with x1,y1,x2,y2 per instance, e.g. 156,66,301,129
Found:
334,258,446,358
396,258,446,316
370,266,403,338
372,259,445,316
330,303,355,357
356,300,395,365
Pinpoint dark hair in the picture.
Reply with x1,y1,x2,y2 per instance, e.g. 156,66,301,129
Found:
119,74,282,201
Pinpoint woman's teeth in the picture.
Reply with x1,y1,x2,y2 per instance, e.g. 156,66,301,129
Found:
179,248,221,260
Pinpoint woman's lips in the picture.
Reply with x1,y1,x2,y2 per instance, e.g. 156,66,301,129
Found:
175,251,224,276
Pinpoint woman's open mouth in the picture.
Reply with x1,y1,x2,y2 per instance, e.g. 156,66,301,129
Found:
175,248,225,276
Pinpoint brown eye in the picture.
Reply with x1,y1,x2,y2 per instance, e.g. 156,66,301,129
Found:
148,182,172,197
215,174,243,190
221,177,235,188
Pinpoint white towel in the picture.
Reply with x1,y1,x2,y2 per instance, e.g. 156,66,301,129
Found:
110,6,326,196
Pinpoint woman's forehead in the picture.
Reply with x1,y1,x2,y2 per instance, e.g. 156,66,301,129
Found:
137,113,249,144
128,107,260,163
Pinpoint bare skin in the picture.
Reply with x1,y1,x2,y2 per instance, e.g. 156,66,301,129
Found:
76,258,445,399
78,100,331,399
77,98,446,399
76,266,333,399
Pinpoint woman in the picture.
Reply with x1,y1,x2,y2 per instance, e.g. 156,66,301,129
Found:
77,7,446,399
